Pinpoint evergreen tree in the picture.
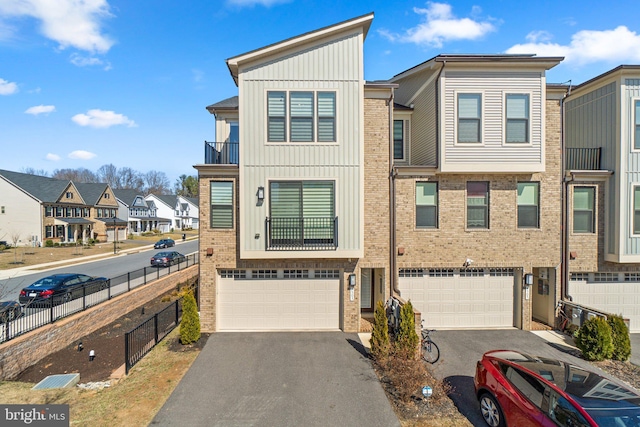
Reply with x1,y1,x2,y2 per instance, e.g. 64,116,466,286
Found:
370,300,390,361
180,290,200,345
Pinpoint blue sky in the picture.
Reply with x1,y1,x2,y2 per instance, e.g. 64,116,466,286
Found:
2,0,640,186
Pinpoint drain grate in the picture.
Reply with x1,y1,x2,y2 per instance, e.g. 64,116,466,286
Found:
32,373,80,390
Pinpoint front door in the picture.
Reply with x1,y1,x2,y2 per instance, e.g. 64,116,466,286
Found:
361,269,374,312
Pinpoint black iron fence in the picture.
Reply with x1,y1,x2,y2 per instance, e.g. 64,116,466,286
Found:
205,141,239,165
0,252,199,344
266,216,338,250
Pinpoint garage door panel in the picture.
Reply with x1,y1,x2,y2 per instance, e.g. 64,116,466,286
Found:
218,278,340,331
569,281,640,333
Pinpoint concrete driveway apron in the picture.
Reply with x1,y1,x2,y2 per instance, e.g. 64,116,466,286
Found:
151,332,400,427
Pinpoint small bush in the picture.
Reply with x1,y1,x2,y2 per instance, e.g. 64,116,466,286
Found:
179,290,200,345
370,301,390,362
608,315,631,362
394,300,419,359
575,316,614,361
45,240,54,248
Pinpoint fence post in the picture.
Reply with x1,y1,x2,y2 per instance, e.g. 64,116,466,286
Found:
127,272,131,292
108,278,111,300
82,284,87,311
175,300,179,325
125,331,130,375
154,314,159,345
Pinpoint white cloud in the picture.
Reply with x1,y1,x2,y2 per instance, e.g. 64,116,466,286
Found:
378,2,495,48
0,78,18,95
46,153,61,161
226,0,290,6
68,150,97,160
71,109,137,128
0,0,114,53
25,104,55,115
506,26,640,65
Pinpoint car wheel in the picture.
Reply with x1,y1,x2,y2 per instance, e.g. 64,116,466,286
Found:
479,392,505,427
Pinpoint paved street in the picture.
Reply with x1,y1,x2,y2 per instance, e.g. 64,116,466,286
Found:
151,332,400,427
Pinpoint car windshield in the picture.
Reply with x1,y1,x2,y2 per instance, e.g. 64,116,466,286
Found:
30,277,64,287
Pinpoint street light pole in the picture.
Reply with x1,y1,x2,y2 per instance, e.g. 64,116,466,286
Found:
113,216,117,254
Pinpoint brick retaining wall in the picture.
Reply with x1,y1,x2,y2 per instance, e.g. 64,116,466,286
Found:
0,265,198,380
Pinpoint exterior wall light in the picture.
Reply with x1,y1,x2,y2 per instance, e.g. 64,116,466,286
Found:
257,186,265,203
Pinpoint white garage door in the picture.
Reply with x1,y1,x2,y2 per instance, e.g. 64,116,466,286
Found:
218,278,340,331
399,269,515,329
569,280,640,333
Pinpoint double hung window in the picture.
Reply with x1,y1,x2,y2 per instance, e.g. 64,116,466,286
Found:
416,182,438,228
210,181,233,229
517,182,539,228
506,94,530,143
267,91,336,143
573,187,595,233
467,181,489,229
634,187,640,234
458,94,481,143
394,120,405,160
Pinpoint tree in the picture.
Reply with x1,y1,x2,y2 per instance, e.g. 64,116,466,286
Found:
369,300,390,362
52,168,97,183
174,174,198,198
9,231,21,264
394,300,419,359
179,289,200,345
97,164,118,188
143,170,171,195
20,168,49,176
117,167,144,192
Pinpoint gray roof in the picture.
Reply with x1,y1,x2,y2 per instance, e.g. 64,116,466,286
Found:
75,183,110,205
153,194,178,208
0,169,69,202
113,189,145,207
206,96,238,113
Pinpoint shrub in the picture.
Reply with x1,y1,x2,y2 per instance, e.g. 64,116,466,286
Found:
45,240,54,248
608,315,631,362
394,300,419,359
179,290,200,345
370,301,390,362
575,316,614,361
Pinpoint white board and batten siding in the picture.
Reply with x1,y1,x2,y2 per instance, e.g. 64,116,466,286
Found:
398,269,515,329
569,279,640,333
217,270,340,331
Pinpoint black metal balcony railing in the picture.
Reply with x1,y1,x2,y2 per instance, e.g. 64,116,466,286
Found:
266,217,338,251
565,147,602,171
205,141,239,165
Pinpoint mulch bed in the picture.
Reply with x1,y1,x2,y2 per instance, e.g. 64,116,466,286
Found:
16,291,184,384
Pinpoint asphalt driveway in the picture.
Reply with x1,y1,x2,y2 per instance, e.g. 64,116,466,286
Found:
151,332,400,427
427,329,638,427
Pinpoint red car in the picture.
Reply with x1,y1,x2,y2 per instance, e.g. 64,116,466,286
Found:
474,350,640,427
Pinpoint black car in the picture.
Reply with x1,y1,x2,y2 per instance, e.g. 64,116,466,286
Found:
150,251,185,267
0,301,22,323
154,238,175,249
19,273,108,307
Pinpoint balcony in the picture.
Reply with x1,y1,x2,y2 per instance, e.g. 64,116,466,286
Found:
266,217,338,251
565,148,601,171
205,141,239,165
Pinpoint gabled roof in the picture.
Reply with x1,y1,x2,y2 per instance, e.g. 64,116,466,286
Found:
226,13,374,85
113,189,146,207
0,169,69,202
148,194,178,209
75,183,110,205
206,96,238,115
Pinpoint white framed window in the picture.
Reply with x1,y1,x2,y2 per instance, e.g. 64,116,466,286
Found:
66,192,73,199
267,90,336,143
467,181,489,229
394,120,405,160
517,182,539,228
416,182,438,228
634,186,640,234
457,93,482,143
506,94,530,143
211,181,233,229
635,100,640,150
573,187,595,233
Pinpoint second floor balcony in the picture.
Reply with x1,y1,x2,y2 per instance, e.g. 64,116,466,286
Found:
566,147,601,171
266,217,338,251
205,141,239,165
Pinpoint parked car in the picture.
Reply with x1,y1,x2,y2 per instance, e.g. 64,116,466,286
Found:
19,273,108,307
154,238,175,249
0,300,22,323
474,349,640,427
150,251,185,267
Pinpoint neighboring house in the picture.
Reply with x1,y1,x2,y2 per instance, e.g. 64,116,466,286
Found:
0,169,124,245
176,196,199,230
197,13,391,333
143,194,175,233
563,66,640,332
114,189,166,235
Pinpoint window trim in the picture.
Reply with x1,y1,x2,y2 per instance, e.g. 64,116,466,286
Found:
266,89,338,144
393,119,406,161
456,92,483,144
634,99,640,150
210,181,234,229
517,182,540,229
505,93,531,145
572,186,595,234
466,181,490,229
633,185,640,235
416,181,438,229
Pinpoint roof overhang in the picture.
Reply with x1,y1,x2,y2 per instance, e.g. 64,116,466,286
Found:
53,218,94,225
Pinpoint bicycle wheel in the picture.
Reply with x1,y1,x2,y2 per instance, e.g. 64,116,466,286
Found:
422,339,440,364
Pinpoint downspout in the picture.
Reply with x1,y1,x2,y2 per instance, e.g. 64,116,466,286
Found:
389,88,400,296
434,61,446,172
561,83,573,302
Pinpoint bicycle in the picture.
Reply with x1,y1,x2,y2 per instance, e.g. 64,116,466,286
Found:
421,320,440,364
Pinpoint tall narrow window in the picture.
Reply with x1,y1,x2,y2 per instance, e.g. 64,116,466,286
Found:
416,182,438,228
517,182,539,228
635,100,640,149
290,92,313,142
317,92,336,142
211,181,233,228
634,187,640,234
267,91,286,142
467,181,489,229
458,94,481,143
506,94,530,143
394,120,405,160
573,187,594,233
